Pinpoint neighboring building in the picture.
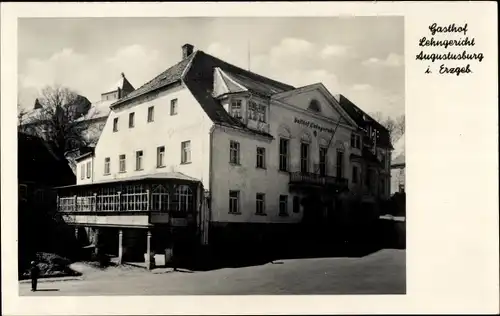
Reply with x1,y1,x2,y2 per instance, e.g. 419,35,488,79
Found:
56,44,392,268
18,132,76,205
19,73,136,173
390,133,405,194
18,132,77,275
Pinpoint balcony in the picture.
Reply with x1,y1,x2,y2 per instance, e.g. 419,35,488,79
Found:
289,172,348,191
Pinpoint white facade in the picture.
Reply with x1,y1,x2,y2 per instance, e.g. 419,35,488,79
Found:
77,83,213,190
75,56,391,227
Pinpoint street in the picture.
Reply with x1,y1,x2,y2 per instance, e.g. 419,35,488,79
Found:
20,249,405,295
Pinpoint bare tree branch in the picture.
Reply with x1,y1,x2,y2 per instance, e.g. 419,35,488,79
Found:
396,114,405,137
19,85,94,160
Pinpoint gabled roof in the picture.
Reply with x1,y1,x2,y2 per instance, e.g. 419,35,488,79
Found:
183,51,297,138
108,48,390,141
334,94,393,149
272,82,359,128
111,56,195,108
105,73,135,94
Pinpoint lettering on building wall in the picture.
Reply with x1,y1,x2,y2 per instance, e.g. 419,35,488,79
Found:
293,117,336,134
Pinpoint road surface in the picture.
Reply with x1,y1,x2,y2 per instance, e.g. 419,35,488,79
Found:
20,249,405,295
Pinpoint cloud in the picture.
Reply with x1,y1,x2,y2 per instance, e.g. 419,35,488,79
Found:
18,45,163,110
351,83,373,91
319,45,351,59
346,84,404,117
362,52,403,67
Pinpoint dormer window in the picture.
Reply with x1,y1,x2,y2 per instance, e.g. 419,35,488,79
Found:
308,99,321,113
230,99,243,119
248,100,267,123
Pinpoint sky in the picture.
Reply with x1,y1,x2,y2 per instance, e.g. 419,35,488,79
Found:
18,17,404,118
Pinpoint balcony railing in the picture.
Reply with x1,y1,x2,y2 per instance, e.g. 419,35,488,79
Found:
58,192,193,215
289,172,348,188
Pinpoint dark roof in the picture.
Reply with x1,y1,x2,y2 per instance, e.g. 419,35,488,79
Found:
111,49,395,142
111,49,294,138
335,94,392,149
74,150,94,162
18,132,75,186
362,147,384,166
391,153,405,167
111,56,194,108
183,51,295,138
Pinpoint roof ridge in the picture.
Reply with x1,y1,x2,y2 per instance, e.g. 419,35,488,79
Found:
110,51,197,108
198,50,295,90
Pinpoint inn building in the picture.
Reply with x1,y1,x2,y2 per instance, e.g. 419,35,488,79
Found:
56,44,392,268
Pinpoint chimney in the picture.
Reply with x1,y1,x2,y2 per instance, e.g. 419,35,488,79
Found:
182,44,194,59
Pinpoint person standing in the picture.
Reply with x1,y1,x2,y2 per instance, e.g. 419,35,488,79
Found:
30,261,40,292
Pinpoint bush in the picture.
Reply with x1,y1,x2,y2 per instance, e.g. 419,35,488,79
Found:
20,252,80,279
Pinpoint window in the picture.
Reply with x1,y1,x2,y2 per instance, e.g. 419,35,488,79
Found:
229,141,240,164
157,146,165,168
352,166,359,184
279,195,288,216
80,164,84,180
293,196,300,213
151,184,169,212
351,134,361,149
256,193,265,215
135,150,143,170
129,112,135,128
256,147,266,169
300,143,309,173
104,157,110,175
86,161,91,179
170,98,178,115
230,99,243,119
319,147,328,176
336,150,344,178
119,154,126,172
308,99,321,112
380,154,386,168
147,106,154,122
229,190,240,214
181,141,191,164
248,101,266,122
113,117,118,132
174,185,193,212
279,138,289,172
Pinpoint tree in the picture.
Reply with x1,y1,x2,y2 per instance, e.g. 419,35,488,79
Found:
370,112,398,145
395,114,405,138
19,85,93,160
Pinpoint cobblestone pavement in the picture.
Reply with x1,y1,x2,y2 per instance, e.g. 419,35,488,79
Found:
19,249,405,295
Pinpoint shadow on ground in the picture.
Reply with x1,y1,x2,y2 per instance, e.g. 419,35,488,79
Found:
180,241,405,272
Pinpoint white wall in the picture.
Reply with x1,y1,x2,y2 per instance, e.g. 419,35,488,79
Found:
90,83,213,189
210,88,356,224
76,156,94,185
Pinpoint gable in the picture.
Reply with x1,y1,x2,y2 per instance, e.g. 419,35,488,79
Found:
273,85,353,126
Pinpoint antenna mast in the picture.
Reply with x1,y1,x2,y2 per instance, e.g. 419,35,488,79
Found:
247,38,251,71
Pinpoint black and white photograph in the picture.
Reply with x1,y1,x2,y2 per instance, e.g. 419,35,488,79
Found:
1,2,498,315
16,16,406,296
